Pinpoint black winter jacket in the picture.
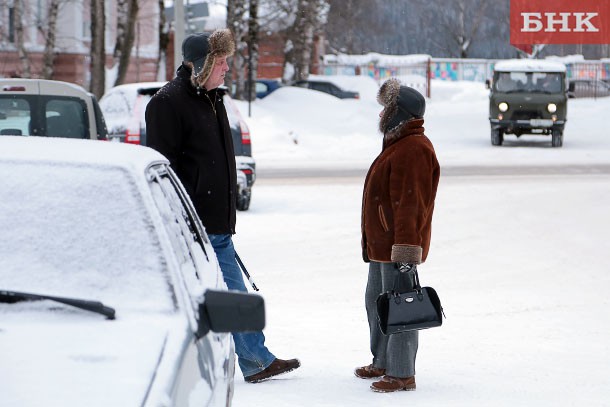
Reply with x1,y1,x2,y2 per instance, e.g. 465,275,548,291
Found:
146,65,237,234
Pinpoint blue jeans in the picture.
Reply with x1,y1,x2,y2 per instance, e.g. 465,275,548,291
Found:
208,234,275,376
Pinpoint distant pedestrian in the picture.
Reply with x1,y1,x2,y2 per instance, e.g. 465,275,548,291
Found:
145,28,300,383
355,79,440,392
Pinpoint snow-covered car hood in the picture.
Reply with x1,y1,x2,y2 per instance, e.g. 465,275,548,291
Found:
0,309,183,407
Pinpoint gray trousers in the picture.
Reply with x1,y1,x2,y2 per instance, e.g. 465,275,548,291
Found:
365,261,418,378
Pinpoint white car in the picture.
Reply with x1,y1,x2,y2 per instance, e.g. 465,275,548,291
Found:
0,78,108,140
0,136,264,407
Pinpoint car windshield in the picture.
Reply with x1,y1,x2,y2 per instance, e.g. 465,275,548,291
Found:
494,71,564,94
0,96,89,138
0,162,175,313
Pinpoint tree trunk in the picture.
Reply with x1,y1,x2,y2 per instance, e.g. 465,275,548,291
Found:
227,0,248,100
290,0,317,81
13,0,31,78
156,0,169,81
247,0,259,101
113,0,139,86
41,0,60,79
90,0,106,98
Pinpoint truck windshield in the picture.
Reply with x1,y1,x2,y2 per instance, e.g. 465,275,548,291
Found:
494,72,564,94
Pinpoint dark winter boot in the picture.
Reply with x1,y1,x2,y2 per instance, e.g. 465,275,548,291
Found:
244,358,301,383
354,364,386,379
370,375,416,392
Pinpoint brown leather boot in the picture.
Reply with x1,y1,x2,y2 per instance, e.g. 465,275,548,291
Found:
354,364,386,379
244,358,301,383
370,375,416,392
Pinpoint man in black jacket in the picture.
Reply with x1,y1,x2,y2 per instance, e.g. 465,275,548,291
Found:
146,29,300,383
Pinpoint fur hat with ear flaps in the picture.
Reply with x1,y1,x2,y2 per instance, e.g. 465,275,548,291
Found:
377,78,426,134
182,28,235,87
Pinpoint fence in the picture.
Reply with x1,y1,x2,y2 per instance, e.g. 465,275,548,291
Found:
321,57,610,99
322,62,431,97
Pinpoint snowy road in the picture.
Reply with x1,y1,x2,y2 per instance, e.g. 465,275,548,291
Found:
232,171,610,407
256,163,610,181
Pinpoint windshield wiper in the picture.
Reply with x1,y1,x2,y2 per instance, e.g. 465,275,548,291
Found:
0,290,115,320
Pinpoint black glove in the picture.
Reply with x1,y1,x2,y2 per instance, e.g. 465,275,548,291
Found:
397,263,416,273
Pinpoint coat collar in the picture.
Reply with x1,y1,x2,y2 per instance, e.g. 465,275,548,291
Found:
177,65,214,98
383,118,425,149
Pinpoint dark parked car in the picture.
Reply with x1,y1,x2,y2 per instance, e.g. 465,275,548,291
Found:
255,78,283,98
100,82,255,210
0,78,108,140
0,136,265,407
294,79,360,99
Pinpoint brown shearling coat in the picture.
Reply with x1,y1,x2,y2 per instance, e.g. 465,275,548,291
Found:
361,118,440,264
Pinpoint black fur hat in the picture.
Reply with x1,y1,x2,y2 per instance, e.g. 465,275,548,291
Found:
182,28,235,85
377,78,425,134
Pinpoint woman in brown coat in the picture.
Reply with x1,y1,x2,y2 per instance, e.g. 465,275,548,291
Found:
355,78,440,393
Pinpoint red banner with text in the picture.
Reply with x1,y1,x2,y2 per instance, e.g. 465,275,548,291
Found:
511,0,610,45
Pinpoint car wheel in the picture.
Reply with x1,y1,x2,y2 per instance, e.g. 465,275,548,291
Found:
236,189,251,211
551,129,563,147
491,128,503,146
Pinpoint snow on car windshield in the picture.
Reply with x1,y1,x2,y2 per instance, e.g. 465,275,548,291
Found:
0,162,174,312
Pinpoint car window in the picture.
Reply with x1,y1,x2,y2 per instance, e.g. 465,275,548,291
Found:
99,89,134,137
148,165,223,299
99,90,133,117
45,99,88,138
255,82,268,94
0,97,30,136
310,82,327,92
0,162,175,312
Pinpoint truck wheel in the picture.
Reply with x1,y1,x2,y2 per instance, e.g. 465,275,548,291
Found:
551,130,563,147
491,128,503,146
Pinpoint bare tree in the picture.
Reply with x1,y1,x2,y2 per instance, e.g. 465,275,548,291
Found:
113,0,139,86
247,0,259,101
39,0,61,79
422,0,489,58
13,0,31,77
325,0,370,54
285,0,327,81
227,0,248,99
90,0,106,98
156,0,170,80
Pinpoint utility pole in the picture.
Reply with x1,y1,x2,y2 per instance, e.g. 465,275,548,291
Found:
174,0,185,70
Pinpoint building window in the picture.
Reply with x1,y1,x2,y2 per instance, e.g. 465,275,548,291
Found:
8,7,15,43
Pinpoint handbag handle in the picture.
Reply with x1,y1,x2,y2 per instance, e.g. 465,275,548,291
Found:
392,264,422,294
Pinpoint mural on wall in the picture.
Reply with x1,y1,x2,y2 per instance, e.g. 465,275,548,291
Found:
566,63,610,80
431,61,459,80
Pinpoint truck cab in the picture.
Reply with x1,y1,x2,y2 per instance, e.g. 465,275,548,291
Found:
488,59,567,147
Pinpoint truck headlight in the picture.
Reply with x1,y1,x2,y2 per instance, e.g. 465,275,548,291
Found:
547,103,557,113
498,102,509,112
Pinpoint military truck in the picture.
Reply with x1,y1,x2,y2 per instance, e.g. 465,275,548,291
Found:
488,59,567,147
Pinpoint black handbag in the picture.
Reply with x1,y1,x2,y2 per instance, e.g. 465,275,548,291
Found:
376,266,445,334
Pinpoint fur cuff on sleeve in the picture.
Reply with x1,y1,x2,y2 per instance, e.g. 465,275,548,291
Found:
391,244,422,264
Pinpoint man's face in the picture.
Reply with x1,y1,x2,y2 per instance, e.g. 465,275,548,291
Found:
204,55,229,90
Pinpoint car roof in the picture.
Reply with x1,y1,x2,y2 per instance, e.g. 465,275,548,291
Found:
107,81,168,92
494,59,566,73
0,136,168,173
0,78,91,98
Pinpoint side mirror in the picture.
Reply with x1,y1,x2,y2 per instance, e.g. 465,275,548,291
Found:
485,79,491,89
196,289,265,339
